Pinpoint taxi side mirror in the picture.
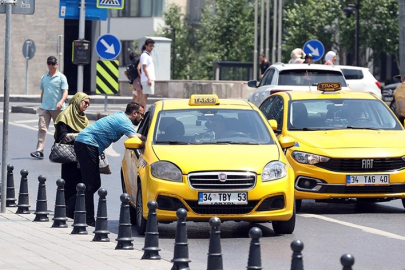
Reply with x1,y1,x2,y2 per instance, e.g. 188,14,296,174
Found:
124,137,143,150
268,119,277,130
279,136,295,149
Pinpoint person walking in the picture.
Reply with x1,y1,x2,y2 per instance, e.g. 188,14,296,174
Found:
124,51,142,104
259,53,271,79
53,92,90,219
140,38,156,108
31,56,68,159
325,51,337,65
74,102,146,226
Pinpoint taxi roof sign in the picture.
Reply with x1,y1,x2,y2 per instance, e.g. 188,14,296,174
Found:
317,82,342,91
189,94,220,106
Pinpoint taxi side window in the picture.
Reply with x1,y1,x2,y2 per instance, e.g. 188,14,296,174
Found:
138,105,155,137
260,96,283,132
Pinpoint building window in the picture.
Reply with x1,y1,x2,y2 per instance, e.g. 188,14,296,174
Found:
119,40,140,67
111,0,163,18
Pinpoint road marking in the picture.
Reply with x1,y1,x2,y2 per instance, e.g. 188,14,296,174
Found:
13,119,38,124
300,214,405,241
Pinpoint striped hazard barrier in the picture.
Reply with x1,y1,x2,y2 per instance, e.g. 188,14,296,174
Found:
96,60,119,95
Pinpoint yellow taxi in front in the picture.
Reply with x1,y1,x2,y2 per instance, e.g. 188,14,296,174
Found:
258,83,405,210
121,94,296,235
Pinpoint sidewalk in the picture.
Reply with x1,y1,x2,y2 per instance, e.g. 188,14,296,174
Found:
0,208,173,270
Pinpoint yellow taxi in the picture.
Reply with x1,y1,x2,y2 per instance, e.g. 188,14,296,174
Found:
259,83,405,210
121,94,296,235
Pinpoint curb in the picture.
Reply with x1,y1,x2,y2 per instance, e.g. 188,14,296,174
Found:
11,106,113,120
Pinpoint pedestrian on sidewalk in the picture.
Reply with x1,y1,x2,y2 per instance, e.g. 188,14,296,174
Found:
259,53,271,79
74,102,146,226
325,51,337,65
124,51,143,104
31,56,68,159
53,92,90,218
140,38,156,108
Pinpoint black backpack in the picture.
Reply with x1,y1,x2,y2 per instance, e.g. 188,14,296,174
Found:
126,54,140,81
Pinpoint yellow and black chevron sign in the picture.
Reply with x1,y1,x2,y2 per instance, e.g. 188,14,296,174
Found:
96,60,119,95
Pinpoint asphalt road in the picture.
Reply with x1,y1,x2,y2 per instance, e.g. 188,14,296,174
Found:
1,104,405,270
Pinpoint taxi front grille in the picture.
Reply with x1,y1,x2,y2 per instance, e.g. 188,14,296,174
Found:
188,172,256,191
185,200,259,214
315,158,405,172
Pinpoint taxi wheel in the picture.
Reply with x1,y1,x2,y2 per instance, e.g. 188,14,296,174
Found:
135,186,147,235
272,206,296,235
295,199,302,212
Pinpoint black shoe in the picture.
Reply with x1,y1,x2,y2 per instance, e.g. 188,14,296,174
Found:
30,151,44,159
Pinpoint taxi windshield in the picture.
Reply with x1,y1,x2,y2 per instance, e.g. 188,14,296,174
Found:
287,99,402,131
154,109,274,144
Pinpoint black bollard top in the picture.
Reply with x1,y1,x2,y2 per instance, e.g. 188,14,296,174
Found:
98,188,108,197
147,200,158,210
76,183,86,191
176,208,187,219
56,179,65,187
340,254,355,267
7,164,14,172
120,193,130,202
249,227,262,239
38,175,46,183
209,217,221,228
291,240,304,252
20,169,28,177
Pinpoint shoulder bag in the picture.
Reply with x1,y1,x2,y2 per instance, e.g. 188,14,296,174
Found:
49,142,77,163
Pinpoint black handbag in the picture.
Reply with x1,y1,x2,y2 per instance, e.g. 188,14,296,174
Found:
49,142,77,164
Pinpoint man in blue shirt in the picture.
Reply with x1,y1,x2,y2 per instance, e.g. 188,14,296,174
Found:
74,102,145,226
31,56,68,159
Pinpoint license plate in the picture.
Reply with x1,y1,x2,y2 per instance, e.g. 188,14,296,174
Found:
346,175,390,186
198,192,248,205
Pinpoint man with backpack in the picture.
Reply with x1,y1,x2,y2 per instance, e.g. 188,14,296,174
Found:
124,51,142,103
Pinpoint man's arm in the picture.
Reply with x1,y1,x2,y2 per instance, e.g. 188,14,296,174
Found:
57,89,68,110
128,133,146,141
40,90,44,104
142,64,151,86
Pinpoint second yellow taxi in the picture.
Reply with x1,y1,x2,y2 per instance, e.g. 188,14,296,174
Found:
259,83,405,210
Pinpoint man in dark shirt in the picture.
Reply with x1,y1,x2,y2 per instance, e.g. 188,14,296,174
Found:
259,53,271,79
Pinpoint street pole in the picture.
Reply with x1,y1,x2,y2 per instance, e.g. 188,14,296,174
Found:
266,0,270,60
272,0,277,64
399,0,405,76
254,0,258,80
355,0,360,66
172,28,176,80
260,0,264,55
1,0,12,213
277,0,282,62
77,0,85,93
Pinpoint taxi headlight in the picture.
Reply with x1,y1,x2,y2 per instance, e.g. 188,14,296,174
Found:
150,161,182,182
292,151,330,165
262,161,287,182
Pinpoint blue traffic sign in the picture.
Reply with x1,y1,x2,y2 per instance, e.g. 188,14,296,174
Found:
59,0,107,21
97,0,124,9
95,34,121,60
302,39,325,62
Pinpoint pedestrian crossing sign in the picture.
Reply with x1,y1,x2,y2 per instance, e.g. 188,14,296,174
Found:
97,0,124,9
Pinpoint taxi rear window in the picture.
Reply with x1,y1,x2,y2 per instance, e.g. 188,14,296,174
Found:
154,109,274,145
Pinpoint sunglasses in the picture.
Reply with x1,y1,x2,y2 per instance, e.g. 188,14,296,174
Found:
82,100,90,106
136,111,145,117
47,62,57,66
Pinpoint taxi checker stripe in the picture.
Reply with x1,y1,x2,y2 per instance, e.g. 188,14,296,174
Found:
96,60,118,94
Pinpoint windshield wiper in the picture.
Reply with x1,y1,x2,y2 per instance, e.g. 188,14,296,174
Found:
289,128,319,131
346,126,380,130
155,141,190,145
217,141,260,145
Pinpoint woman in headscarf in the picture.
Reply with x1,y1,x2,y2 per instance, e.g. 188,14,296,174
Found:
325,51,337,65
288,48,305,64
54,92,90,219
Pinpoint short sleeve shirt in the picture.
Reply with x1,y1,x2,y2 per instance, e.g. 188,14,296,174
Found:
40,71,68,110
260,61,271,75
76,111,137,155
140,52,156,82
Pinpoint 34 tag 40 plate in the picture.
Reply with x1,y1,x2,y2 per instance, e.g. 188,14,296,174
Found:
346,174,389,186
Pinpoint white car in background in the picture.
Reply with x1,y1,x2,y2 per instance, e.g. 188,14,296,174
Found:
336,65,382,98
247,63,350,107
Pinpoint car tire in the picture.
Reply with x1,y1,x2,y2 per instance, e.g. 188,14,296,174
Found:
272,205,296,234
135,185,147,235
295,199,302,212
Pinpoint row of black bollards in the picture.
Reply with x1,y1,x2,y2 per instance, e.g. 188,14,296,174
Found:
4,164,356,269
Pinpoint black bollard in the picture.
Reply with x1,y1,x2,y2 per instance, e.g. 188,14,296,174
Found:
92,188,110,242
142,200,161,260
115,193,134,250
6,164,17,207
52,179,68,228
33,175,49,222
290,240,304,270
16,169,30,214
71,183,88,235
171,208,191,270
247,227,263,270
207,217,223,270
341,254,355,270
